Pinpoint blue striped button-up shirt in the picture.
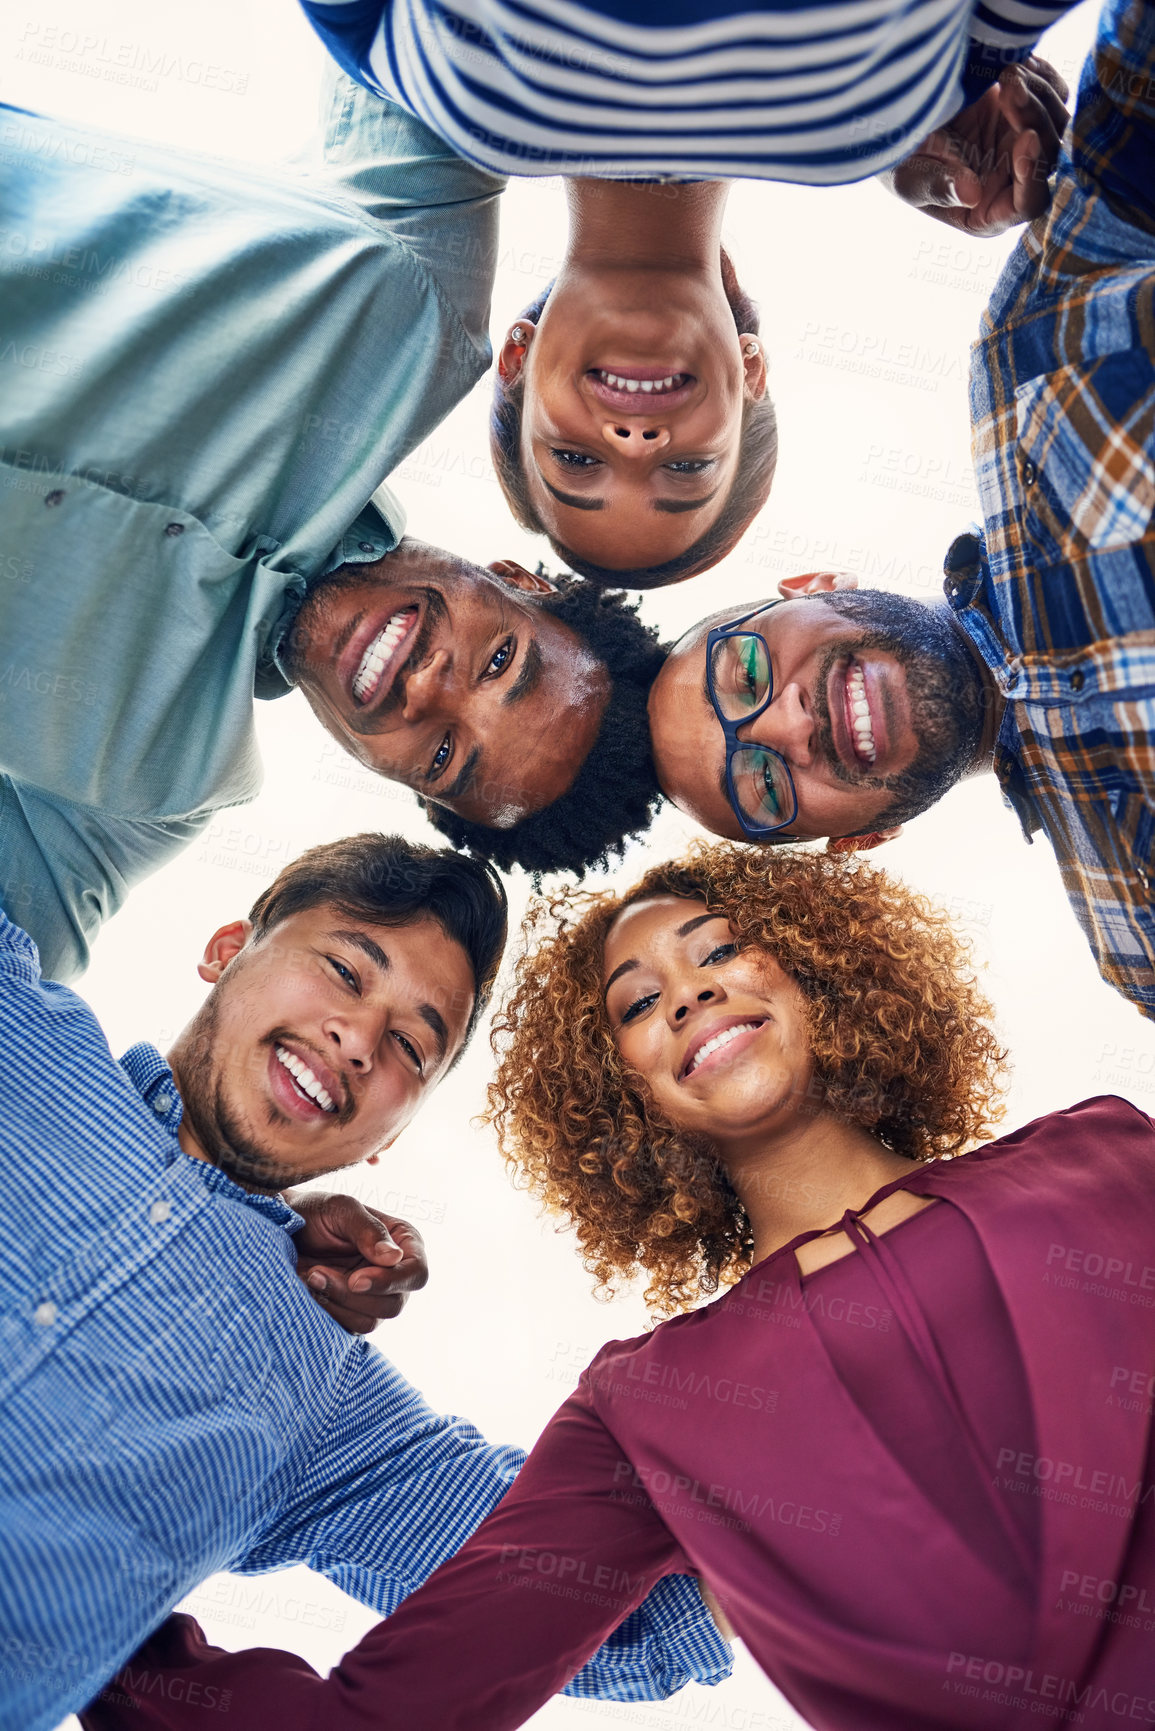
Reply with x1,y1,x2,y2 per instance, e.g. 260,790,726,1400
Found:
0,907,730,1731
298,0,1078,185
949,0,1155,1016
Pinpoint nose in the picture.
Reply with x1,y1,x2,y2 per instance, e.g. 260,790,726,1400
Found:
600,421,671,458
322,1004,383,1076
738,684,814,768
399,647,454,722
669,979,723,1028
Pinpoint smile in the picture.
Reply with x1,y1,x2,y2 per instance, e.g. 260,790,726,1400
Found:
845,659,876,766
680,1018,766,1080
591,370,689,395
351,607,419,706
274,1044,337,1114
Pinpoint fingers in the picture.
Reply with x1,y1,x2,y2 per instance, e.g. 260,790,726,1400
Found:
294,1190,404,1264
304,1264,407,1333
890,145,982,213
998,61,1069,165
1023,52,1070,108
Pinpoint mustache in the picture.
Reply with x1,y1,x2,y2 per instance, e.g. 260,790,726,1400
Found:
812,642,888,790
347,589,449,735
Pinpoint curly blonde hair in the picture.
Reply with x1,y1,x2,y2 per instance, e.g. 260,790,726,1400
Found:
488,842,1006,1316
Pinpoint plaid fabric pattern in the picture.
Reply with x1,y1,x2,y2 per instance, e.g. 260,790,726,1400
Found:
0,908,728,1731
949,0,1155,1016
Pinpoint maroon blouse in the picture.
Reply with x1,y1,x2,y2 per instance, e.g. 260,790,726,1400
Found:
81,1098,1155,1730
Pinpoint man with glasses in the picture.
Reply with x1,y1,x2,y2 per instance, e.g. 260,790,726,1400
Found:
645,0,1155,1020
652,585,986,849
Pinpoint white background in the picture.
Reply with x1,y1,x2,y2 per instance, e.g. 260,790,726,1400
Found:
2,2,1147,1727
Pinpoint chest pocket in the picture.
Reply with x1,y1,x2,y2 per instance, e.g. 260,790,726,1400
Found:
1015,355,1155,561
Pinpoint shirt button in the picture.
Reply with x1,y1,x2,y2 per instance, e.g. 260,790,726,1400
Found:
358,541,376,554
152,1091,174,1115
44,489,65,507
149,1199,172,1226
164,522,185,537
33,1300,58,1328
1022,460,1037,486
1070,670,1086,692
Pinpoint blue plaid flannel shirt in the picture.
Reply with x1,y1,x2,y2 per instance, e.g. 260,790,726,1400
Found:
0,907,729,1731
948,0,1155,1016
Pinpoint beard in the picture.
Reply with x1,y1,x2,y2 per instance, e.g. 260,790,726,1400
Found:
173,989,354,1193
810,592,986,830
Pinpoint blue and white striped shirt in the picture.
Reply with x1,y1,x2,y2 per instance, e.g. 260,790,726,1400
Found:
0,907,729,1731
299,0,1078,184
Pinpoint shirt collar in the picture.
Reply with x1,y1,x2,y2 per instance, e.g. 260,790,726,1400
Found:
260,490,405,699
941,530,1038,845
118,1042,303,1230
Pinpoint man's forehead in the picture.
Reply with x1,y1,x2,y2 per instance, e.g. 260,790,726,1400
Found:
673,600,776,656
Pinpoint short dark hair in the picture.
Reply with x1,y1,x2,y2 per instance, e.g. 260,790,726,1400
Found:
421,582,669,876
491,253,778,590
247,834,508,1046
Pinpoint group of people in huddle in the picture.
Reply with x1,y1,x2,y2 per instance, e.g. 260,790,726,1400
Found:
2,0,1154,1725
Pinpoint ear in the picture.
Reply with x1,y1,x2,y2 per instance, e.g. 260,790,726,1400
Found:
486,558,555,594
197,918,253,984
776,570,860,601
365,1135,398,1168
739,334,768,402
825,827,903,855
497,319,536,385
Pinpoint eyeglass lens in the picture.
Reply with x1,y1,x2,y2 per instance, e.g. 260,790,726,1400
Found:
709,635,795,830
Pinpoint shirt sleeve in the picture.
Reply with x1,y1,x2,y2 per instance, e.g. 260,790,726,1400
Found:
0,777,208,984
959,0,1082,104
79,1367,729,1731
1063,0,1155,235
309,60,504,355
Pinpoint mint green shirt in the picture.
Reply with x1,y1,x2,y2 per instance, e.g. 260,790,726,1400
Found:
0,80,502,981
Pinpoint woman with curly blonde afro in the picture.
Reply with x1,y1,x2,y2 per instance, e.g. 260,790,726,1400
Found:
104,844,1155,1731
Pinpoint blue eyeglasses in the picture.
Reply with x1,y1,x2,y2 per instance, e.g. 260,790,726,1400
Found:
705,604,798,839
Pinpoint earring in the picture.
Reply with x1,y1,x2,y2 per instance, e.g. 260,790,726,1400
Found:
743,339,760,357
511,325,527,343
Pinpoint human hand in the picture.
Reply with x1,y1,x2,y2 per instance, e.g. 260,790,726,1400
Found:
288,1190,429,1334
882,57,1070,236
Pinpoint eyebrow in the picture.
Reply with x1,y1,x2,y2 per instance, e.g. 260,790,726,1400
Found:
677,912,726,938
539,473,719,516
503,636,542,706
541,475,603,511
330,929,391,975
438,744,481,803
654,487,720,515
420,1003,450,1065
603,913,728,996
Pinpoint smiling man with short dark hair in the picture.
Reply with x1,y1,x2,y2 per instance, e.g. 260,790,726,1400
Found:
0,831,729,1731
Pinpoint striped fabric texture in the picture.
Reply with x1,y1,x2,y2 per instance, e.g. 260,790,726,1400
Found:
298,0,1075,183
950,0,1155,1016
0,908,729,1731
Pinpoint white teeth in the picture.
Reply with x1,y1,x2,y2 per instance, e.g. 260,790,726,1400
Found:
275,1045,336,1113
846,663,876,765
597,372,684,394
686,1022,761,1077
352,609,413,704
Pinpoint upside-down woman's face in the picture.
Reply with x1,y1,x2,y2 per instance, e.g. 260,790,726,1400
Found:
601,894,818,1147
